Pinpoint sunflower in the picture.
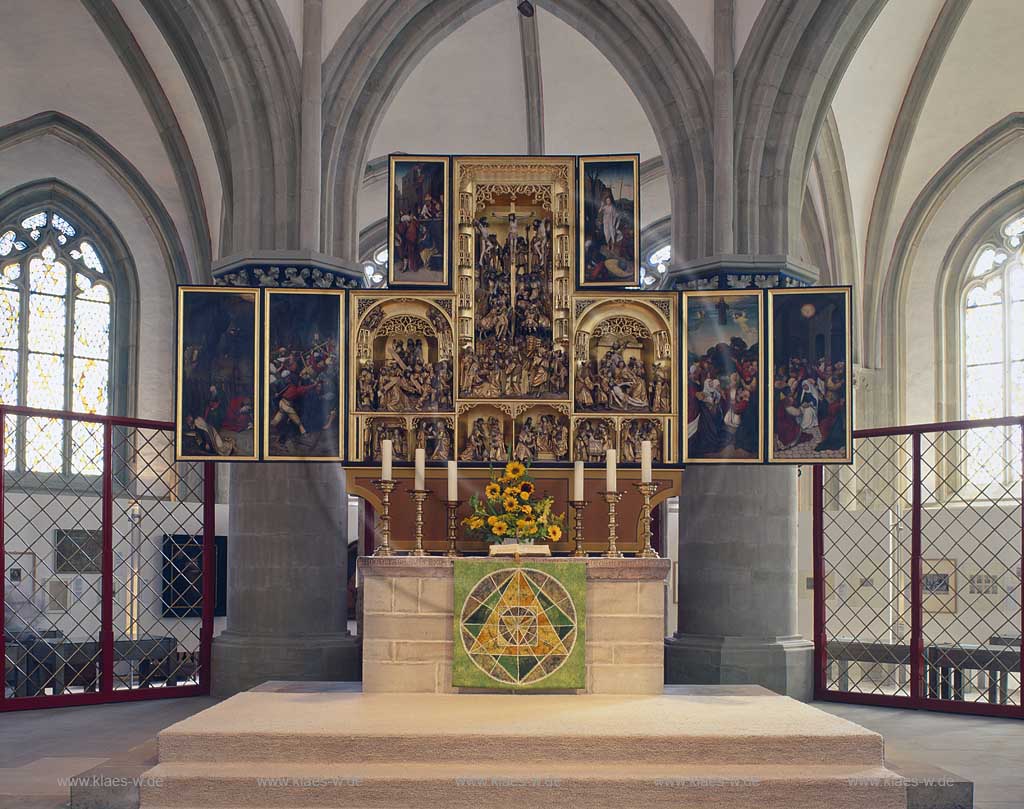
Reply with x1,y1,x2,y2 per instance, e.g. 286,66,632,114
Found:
484,483,501,500
487,515,500,527
517,518,538,535
520,504,533,516
491,521,508,536
518,481,534,499
505,460,526,479
502,485,520,498
546,524,562,542
503,496,520,512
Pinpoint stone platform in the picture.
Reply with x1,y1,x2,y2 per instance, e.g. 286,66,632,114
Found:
139,684,909,809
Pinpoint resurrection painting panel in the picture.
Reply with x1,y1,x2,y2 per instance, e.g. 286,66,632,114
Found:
388,155,449,287
578,155,639,288
767,287,852,464
264,289,343,461
175,286,259,461
453,559,585,690
683,291,764,463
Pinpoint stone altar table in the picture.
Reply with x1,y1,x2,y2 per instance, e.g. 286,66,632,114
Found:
358,555,670,694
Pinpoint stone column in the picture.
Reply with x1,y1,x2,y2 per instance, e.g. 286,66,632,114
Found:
299,0,322,250
212,462,360,696
713,0,735,254
664,465,813,699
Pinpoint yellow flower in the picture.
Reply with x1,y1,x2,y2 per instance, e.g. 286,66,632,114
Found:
503,485,520,498
485,483,501,500
468,516,484,530
520,504,533,516
487,515,499,527
505,460,526,479
519,481,534,498
517,518,537,535
503,496,520,512
547,524,562,542
492,521,508,536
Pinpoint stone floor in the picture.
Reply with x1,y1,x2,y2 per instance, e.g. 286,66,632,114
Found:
0,694,1019,809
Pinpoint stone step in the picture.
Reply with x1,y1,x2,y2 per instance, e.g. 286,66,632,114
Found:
157,690,886,767
140,761,908,809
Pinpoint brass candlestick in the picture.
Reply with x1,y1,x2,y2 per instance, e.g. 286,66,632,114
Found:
599,490,624,558
409,489,430,557
569,500,589,557
371,479,397,556
443,499,462,558
634,481,661,558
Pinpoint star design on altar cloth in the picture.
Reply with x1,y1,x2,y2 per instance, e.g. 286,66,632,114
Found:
460,568,578,685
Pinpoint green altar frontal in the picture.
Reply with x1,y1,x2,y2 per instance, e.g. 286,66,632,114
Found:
453,560,586,690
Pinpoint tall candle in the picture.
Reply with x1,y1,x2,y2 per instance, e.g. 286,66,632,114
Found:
641,440,652,483
573,461,585,501
414,447,426,490
605,448,617,492
381,439,393,481
447,460,458,501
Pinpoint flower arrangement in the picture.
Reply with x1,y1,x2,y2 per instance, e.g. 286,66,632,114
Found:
462,460,565,545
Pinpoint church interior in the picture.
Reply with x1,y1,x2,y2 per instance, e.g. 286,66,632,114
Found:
1,1,1022,808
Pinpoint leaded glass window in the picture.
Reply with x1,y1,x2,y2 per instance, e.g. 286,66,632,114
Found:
960,211,1024,486
639,243,669,289
0,209,112,474
362,245,388,288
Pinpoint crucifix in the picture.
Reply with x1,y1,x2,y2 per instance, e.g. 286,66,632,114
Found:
485,199,537,305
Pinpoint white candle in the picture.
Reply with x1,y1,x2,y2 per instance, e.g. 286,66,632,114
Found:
447,460,458,501
414,447,426,490
641,440,652,483
573,461,585,502
605,448,617,492
381,439,393,481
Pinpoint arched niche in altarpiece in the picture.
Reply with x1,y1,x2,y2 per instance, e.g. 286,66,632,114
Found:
348,292,456,462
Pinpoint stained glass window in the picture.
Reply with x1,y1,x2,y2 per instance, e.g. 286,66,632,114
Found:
639,243,670,289
362,244,388,288
0,208,113,475
961,210,1024,487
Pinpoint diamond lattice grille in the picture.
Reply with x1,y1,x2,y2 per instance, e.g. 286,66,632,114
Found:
821,434,913,697
819,421,1022,713
3,406,211,707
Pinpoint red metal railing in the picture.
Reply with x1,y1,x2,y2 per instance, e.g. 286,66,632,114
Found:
1,405,215,711
814,415,1024,718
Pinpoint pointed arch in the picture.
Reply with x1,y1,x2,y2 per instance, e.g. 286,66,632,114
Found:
322,0,713,264
734,0,886,258
139,0,301,254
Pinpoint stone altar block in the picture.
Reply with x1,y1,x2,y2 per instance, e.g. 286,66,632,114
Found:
359,556,670,694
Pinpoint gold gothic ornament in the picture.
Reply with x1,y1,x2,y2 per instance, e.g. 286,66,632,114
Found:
348,155,677,464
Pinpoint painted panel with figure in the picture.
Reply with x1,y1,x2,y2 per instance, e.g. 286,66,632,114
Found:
683,291,764,463
175,286,259,461
388,155,449,288
578,154,639,288
767,287,852,464
264,289,344,461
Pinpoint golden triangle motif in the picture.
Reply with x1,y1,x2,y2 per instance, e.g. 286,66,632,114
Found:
467,569,568,659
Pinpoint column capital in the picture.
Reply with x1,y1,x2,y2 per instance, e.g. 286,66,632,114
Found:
665,254,820,291
212,250,364,289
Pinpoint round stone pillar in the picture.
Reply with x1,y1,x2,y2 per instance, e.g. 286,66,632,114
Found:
211,462,360,696
664,465,812,699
